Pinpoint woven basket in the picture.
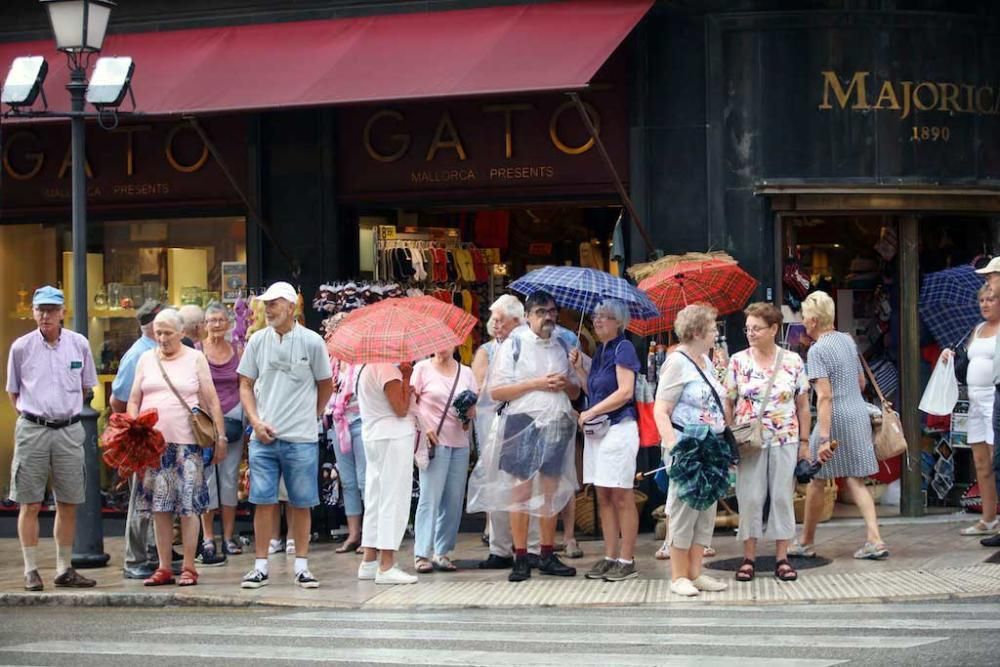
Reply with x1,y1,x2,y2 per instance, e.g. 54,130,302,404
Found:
574,485,648,535
793,479,836,523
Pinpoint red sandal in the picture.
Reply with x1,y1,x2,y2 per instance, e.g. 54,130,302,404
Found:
775,559,798,581
143,568,176,586
177,567,199,586
735,558,755,582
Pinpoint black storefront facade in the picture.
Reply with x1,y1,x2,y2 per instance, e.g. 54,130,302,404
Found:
0,0,998,515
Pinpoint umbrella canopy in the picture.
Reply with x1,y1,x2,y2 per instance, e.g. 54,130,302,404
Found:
666,424,732,511
327,298,465,364
352,295,478,340
628,257,758,335
919,264,985,349
508,266,659,320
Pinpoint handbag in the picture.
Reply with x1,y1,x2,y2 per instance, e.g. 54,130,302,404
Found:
155,353,217,448
731,349,783,450
859,354,907,461
415,365,461,470
677,351,739,464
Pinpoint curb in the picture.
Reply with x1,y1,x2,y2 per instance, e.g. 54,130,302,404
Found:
0,591,264,608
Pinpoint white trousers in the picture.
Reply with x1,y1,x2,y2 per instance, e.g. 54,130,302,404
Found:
361,433,414,552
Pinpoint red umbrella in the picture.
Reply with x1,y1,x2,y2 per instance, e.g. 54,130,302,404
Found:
628,258,758,335
327,299,466,364
352,295,477,340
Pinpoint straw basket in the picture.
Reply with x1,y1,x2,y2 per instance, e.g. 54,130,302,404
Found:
574,485,648,535
793,479,836,523
715,498,739,529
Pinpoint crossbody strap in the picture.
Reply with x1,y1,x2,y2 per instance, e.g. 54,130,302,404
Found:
155,352,194,415
677,351,726,415
435,366,462,437
858,354,889,406
755,349,784,422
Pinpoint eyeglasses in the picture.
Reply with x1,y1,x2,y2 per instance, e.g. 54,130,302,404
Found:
206,318,229,326
744,325,772,334
592,314,617,322
530,307,559,318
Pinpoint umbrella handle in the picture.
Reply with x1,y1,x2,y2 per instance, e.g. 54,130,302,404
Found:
636,464,667,481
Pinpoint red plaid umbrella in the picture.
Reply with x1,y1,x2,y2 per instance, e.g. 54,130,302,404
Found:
327,298,466,364
353,295,478,340
628,258,758,335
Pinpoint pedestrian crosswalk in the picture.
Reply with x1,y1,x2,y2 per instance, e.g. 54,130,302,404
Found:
0,602,995,666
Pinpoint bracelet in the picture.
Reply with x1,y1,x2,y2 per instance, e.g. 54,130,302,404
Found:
798,438,809,443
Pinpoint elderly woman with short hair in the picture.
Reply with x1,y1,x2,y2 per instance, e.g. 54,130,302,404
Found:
569,299,641,582
792,291,886,561
653,304,730,597
127,308,226,586
724,302,811,582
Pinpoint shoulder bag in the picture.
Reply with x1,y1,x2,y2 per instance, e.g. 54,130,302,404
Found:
730,349,783,450
415,365,461,469
677,351,739,464
156,353,218,448
859,354,907,461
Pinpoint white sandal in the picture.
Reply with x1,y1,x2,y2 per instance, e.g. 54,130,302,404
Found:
960,519,1000,536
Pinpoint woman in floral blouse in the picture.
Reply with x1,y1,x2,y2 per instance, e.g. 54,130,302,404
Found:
724,302,811,582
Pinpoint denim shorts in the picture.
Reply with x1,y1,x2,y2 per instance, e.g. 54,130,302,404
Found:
248,439,319,508
498,412,575,480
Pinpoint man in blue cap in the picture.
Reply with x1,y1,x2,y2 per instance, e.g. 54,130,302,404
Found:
6,286,98,591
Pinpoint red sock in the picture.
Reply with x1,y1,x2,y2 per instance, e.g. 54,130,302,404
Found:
541,544,554,558
514,548,527,558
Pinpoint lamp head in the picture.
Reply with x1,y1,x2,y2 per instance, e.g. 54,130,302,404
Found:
40,0,116,54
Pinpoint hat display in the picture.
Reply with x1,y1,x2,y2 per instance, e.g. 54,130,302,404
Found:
136,299,164,325
974,256,1000,275
259,281,297,303
32,285,64,307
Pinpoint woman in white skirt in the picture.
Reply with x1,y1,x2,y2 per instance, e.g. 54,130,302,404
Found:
355,362,418,585
942,283,999,536
570,299,642,582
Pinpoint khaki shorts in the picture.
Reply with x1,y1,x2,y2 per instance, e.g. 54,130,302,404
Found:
10,417,86,505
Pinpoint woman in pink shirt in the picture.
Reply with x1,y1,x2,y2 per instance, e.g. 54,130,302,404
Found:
411,348,478,572
127,308,225,586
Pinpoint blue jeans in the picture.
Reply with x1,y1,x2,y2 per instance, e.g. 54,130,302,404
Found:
248,439,319,508
414,446,470,559
336,419,367,517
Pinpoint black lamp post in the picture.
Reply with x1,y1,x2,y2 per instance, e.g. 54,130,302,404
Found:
41,0,116,568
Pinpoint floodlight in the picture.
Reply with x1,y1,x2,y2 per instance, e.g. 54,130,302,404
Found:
85,56,133,107
1,56,49,107
40,0,115,54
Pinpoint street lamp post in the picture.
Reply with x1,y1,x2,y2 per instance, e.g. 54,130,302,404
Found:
41,0,116,568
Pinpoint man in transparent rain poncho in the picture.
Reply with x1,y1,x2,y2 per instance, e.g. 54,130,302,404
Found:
469,290,581,582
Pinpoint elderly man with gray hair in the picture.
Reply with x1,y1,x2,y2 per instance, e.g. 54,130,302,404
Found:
178,304,205,348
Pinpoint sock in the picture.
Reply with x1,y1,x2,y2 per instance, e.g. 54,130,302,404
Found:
22,545,38,575
604,556,616,562
540,544,554,558
55,543,71,575
255,558,269,575
514,547,528,559
294,557,308,575
618,558,633,565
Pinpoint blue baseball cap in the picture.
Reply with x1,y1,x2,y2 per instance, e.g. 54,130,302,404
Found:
32,285,65,307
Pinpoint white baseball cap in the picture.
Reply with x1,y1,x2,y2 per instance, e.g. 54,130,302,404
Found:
259,281,297,303
975,257,1000,275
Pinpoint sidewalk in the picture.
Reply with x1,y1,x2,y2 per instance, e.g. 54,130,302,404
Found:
1,513,999,609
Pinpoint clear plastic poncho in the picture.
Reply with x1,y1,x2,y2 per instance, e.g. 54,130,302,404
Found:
467,325,578,517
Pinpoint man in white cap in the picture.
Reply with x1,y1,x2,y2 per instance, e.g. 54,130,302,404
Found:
237,281,334,588
975,258,1000,548
6,286,98,591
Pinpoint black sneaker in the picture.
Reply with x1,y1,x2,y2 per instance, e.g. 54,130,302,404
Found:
508,557,531,582
294,570,320,589
240,569,269,589
981,534,1000,547
538,553,576,577
195,541,227,567
478,554,513,570
525,553,541,570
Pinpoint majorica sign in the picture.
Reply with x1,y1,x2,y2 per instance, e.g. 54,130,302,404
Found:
818,71,1000,119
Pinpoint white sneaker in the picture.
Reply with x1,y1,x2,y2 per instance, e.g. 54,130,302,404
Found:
960,519,1000,536
268,538,285,555
691,574,728,592
357,560,378,581
286,539,296,555
375,565,418,585
670,577,699,597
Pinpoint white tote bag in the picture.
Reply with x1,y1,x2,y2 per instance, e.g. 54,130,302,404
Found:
918,355,959,416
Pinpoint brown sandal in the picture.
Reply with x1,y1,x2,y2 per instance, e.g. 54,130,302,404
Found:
414,558,433,574
735,558,755,582
177,567,199,586
335,539,361,554
775,559,798,581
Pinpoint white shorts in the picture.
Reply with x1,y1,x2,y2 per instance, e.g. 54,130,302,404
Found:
967,386,995,446
583,418,639,489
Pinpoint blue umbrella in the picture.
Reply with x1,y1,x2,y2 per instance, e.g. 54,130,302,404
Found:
919,264,985,349
508,266,659,320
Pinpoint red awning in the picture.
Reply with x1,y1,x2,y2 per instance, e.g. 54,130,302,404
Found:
0,0,651,117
